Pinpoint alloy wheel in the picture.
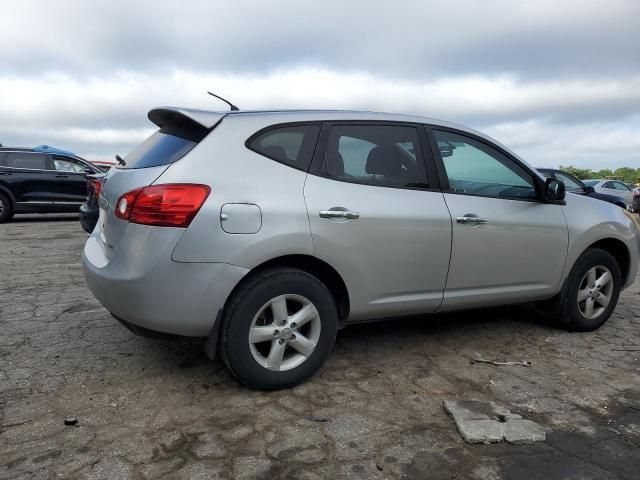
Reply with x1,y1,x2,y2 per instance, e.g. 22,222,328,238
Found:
577,266,614,320
248,294,321,371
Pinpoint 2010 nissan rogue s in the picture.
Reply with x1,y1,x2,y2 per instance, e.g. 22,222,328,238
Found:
83,107,640,389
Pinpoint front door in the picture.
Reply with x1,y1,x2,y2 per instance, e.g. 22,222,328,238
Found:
50,156,90,211
304,123,452,321
429,128,569,310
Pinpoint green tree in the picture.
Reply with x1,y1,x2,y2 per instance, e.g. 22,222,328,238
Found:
594,169,613,179
559,165,593,180
613,167,639,183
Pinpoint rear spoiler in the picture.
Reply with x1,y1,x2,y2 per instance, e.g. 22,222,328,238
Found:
148,107,227,130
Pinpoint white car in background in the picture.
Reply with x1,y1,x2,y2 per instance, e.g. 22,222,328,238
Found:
583,179,634,209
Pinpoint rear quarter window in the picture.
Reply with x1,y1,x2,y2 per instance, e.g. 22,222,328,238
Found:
247,124,320,171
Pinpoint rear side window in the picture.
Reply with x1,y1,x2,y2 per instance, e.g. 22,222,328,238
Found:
247,124,320,171
122,122,209,169
6,153,48,170
321,124,428,188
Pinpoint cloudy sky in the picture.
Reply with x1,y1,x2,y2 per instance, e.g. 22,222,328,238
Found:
1,0,639,169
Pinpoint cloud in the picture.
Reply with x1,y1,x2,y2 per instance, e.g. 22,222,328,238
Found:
0,0,638,168
1,68,638,168
1,0,638,78
487,118,640,169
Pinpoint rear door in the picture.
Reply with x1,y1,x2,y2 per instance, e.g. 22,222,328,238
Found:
304,122,452,321
3,152,55,208
429,127,568,309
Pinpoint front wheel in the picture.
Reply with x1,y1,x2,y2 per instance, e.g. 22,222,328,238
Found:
220,267,338,389
546,248,621,332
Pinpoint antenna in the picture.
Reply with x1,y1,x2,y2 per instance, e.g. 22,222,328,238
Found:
207,91,239,111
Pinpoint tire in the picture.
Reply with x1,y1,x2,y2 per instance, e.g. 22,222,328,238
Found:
546,248,621,332
0,192,13,223
219,267,338,390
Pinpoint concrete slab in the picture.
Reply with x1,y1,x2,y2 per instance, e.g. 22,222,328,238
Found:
444,400,546,444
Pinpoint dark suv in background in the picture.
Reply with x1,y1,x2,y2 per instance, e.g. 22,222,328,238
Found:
0,145,103,223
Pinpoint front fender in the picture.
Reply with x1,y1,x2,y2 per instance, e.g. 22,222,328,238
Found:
562,195,639,289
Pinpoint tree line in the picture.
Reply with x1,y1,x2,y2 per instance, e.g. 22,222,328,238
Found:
559,166,640,183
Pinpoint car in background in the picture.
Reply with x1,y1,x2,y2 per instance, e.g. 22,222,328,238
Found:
0,145,102,223
632,186,640,214
90,160,115,171
537,169,628,209
80,173,105,233
83,106,639,389
583,179,634,209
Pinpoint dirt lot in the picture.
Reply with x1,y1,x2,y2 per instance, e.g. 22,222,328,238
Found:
1,215,639,479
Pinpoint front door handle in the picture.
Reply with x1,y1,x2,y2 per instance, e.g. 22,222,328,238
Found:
456,214,487,225
319,209,360,220
55,174,69,178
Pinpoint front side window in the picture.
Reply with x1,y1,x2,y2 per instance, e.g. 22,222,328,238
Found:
248,124,320,171
613,181,631,191
322,125,427,188
434,130,536,200
53,157,86,173
6,153,48,170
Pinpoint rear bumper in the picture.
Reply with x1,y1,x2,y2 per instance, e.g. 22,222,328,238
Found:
82,228,248,336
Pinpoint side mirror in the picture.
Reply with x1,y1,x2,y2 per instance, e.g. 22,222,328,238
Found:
544,178,566,203
585,185,595,193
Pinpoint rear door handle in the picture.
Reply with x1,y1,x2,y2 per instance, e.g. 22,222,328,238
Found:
319,209,360,220
456,214,487,225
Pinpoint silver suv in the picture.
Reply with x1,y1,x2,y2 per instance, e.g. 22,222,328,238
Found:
83,107,640,389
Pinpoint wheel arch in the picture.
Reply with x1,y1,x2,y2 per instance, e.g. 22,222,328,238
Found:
0,184,15,207
241,254,350,324
585,238,630,285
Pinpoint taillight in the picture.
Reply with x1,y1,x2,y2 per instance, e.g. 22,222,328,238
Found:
114,184,211,228
89,179,102,198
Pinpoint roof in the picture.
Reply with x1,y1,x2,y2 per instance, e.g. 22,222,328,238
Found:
147,106,533,170
33,145,76,157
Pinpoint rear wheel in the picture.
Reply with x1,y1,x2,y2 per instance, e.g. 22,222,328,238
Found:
544,248,621,332
220,267,338,389
0,193,13,223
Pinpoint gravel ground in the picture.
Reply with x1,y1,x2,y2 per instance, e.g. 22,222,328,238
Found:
1,214,639,479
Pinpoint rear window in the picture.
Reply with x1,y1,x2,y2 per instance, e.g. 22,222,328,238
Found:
247,124,320,171
122,122,208,169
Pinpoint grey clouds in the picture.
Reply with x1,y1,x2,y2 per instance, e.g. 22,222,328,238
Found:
1,0,639,168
